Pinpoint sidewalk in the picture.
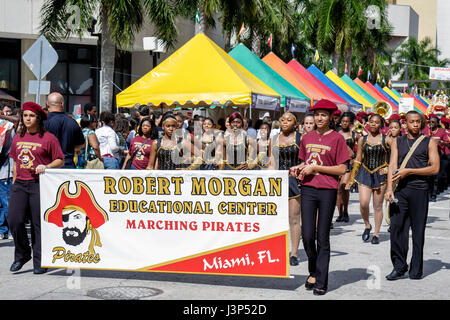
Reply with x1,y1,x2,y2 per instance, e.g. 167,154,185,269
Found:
0,191,449,300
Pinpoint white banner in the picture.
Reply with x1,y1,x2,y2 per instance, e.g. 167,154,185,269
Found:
40,169,290,277
399,97,415,114
429,67,450,81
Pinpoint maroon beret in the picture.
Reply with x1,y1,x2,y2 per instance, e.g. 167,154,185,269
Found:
357,112,367,117
389,114,401,121
228,111,243,122
309,99,338,112
356,116,363,123
332,109,342,116
22,102,47,120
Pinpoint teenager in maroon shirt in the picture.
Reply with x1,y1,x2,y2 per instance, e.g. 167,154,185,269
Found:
428,114,450,200
8,102,64,275
291,99,349,296
122,117,156,170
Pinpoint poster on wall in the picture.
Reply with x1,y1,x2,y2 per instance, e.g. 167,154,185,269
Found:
40,169,290,278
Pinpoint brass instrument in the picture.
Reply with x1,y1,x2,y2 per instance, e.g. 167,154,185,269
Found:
399,112,406,118
354,123,365,133
372,101,392,119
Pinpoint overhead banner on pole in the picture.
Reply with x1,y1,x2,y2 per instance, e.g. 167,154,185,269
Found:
429,67,450,81
40,169,290,278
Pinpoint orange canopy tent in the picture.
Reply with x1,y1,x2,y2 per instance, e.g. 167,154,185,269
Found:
262,52,342,106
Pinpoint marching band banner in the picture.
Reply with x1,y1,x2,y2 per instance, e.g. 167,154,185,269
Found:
40,169,290,278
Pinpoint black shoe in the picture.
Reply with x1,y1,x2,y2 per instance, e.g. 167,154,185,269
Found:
362,226,372,242
409,275,422,280
33,267,48,275
335,216,343,222
371,236,379,244
343,214,349,223
313,288,327,296
386,269,406,281
305,276,315,291
289,256,299,266
430,196,437,202
10,257,31,272
387,226,391,233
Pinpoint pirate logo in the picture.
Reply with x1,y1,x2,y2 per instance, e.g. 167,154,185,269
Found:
18,148,35,169
306,152,323,166
44,181,108,255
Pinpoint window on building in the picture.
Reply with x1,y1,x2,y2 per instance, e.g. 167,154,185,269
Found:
46,43,97,114
112,50,132,113
0,38,21,101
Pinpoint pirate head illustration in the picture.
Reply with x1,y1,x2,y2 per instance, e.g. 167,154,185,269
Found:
18,148,36,169
44,181,108,254
306,152,323,166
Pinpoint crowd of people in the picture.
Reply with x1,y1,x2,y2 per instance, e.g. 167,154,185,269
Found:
0,92,446,295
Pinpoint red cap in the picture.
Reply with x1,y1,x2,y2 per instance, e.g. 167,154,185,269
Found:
357,112,367,117
429,113,439,120
309,99,338,112
332,109,342,116
22,102,47,120
389,114,401,121
356,116,363,123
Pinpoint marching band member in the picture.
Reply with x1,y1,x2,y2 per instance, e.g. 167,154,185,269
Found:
291,99,349,295
269,112,302,266
222,112,256,170
427,114,450,201
199,117,223,170
336,112,357,223
147,113,195,170
255,122,271,170
346,114,391,244
385,110,439,280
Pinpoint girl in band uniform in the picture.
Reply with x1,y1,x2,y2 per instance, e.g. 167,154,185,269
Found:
221,112,256,170
147,114,195,170
269,112,302,266
347,114,391,244
336,112,357,223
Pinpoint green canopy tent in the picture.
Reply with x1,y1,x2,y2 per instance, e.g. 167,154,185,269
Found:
229,44,310,114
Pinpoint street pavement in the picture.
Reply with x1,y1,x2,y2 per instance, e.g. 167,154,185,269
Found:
0,191,449,301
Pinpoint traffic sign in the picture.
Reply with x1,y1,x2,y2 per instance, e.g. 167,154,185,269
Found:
22,35,58,102
22,35,58,80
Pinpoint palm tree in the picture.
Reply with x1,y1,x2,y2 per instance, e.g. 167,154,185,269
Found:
40,0,178,112
392,36,450,88
314,0,366,74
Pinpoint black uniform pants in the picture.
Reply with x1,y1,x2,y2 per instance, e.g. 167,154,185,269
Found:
300,186,337,290
7,179,41,269
390,186,428,278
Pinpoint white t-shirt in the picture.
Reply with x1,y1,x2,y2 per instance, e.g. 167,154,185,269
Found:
95,125,120,159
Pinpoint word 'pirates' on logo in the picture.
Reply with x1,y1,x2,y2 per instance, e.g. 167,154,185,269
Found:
44,181,109,264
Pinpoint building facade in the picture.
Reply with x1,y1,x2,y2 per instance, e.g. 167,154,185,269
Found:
0,0,226,114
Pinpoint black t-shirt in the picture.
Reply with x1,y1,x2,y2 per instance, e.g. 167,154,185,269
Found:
397,134,431,190
44,112,85,164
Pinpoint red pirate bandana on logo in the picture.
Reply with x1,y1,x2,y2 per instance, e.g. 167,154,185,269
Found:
44,181,108,254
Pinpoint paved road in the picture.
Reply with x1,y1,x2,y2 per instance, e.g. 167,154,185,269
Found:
0,191,449,301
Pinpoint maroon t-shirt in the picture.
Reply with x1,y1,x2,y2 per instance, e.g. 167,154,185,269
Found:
9,131,64,180
429,128,449,155
298,130,350,190
129,136,153,169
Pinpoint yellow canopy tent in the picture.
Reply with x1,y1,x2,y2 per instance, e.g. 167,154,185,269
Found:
116,33,280,110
